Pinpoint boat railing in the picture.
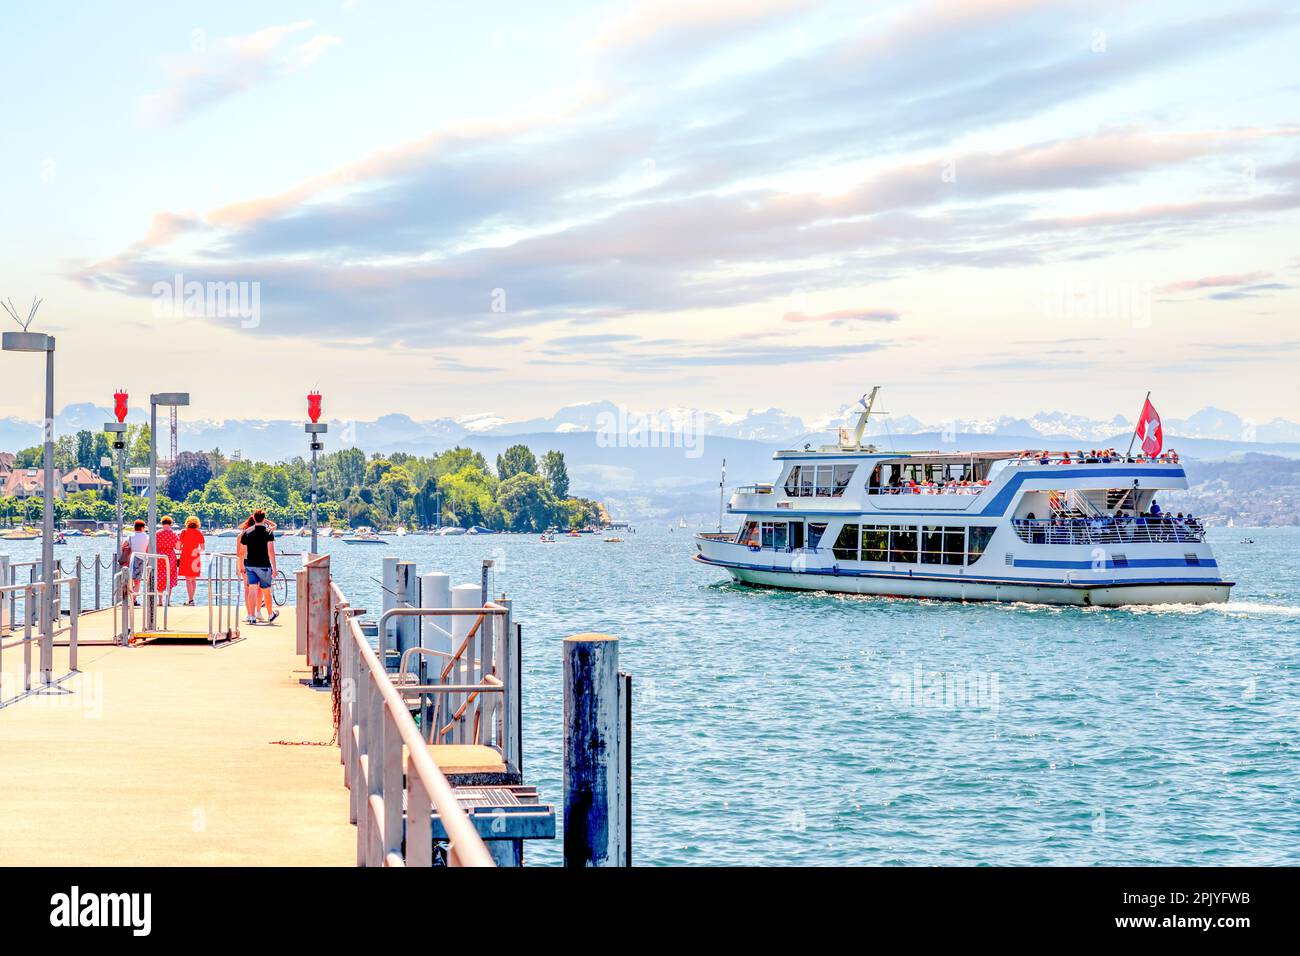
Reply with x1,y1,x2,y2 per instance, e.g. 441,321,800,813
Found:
867,484,989,496
332,583,496,867
1012,518,1206,545
1005,455,1181,466
733,484,774,495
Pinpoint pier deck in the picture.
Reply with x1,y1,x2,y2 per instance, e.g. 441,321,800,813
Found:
0,604,354,866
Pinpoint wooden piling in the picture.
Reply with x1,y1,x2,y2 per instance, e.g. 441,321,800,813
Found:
563,633,628,867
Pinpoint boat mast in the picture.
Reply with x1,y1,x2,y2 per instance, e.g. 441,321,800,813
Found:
848,386,881,449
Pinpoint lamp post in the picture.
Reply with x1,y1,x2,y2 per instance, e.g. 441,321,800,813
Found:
148,392,189,630
306,391,327,554
104,390,129,559
3,330,56,682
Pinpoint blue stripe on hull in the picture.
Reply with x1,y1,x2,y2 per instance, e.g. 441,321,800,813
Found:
693,554,1230,590
1014,557,1216,570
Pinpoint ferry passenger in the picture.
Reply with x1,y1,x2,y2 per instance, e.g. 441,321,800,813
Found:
239,509,279,626
178,516,205,606
155,515,180,602
124,519,149,603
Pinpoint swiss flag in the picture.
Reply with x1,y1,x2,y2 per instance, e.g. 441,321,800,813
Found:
1135,397,1162,457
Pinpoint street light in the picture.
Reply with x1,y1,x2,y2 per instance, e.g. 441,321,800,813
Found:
2,330,56,683
305,391,327,554
148,392,188,630
104,390,129,561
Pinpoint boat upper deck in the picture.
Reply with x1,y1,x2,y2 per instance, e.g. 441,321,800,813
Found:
0,604,355,866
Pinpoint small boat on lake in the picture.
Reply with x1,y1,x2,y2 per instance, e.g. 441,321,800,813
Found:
342,528,386,544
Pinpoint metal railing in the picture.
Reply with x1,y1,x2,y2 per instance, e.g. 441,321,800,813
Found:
332,582,494,867
0,573,80,706
383,604,517,763
1,582,46,703
1012,518,1206,545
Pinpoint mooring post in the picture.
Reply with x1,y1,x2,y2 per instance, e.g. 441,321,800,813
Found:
394,560,419,670
563,633,630,867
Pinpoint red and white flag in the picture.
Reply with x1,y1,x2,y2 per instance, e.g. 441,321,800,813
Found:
1135,396,1163,457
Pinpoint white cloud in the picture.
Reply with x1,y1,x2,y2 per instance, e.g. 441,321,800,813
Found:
138,21,341,126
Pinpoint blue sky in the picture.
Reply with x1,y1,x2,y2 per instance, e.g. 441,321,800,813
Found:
2,0,1298,426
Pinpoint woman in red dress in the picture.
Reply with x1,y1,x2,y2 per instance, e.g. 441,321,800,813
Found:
155,515,180,603
178,516,205,606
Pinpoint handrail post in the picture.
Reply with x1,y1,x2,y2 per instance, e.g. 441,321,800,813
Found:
22,586,33,693
69,576,80,671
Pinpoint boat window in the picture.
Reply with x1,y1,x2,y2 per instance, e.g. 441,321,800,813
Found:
921,526,945,565
800,467,814,497
783,466,801,497
736,521,759,547
861,525,889,562
944,528,964,565
966,526,996,564
772,522,788,550
832,523,860,560
808,522,828,550
815,465,833,497
889,526,918,563
833,465,855,496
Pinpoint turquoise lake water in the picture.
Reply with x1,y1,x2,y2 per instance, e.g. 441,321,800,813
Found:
10,525,1297,865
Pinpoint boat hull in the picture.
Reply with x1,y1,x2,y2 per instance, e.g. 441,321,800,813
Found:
698,557,1232,606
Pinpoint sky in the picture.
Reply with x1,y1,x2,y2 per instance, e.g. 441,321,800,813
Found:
2,0,1298,428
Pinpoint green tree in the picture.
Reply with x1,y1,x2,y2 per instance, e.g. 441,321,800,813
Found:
256,465,292,507
541,450,570,499
495,472,559,532
15,445,42,468
75,430,97,470
167,451,214,500
496,444,538,480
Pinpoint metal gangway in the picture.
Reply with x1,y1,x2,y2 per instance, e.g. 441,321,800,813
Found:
113,552,256,646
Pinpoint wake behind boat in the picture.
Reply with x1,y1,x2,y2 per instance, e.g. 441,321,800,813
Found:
695,388,1232,607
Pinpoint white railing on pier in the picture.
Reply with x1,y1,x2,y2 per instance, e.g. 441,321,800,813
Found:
332,580,495,868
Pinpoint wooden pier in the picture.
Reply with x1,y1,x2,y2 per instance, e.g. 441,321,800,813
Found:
0,552,627,867
0,605,356,866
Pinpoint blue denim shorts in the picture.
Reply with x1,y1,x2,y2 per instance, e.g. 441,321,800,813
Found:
245,566,273,589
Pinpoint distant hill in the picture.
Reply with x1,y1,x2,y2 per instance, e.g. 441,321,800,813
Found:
3,401,1299,522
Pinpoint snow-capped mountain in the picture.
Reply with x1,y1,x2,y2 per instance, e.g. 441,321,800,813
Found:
2,400,1297,463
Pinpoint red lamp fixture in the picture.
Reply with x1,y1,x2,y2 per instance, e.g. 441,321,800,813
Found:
113,390,129,423
307,391,322,424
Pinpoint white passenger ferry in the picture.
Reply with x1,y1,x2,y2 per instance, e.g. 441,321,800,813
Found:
694,390,1232,606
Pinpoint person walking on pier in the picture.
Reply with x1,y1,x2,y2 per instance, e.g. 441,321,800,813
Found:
178,516,205,606
239,510,278,625
155,515,180,604
125,519,149,604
